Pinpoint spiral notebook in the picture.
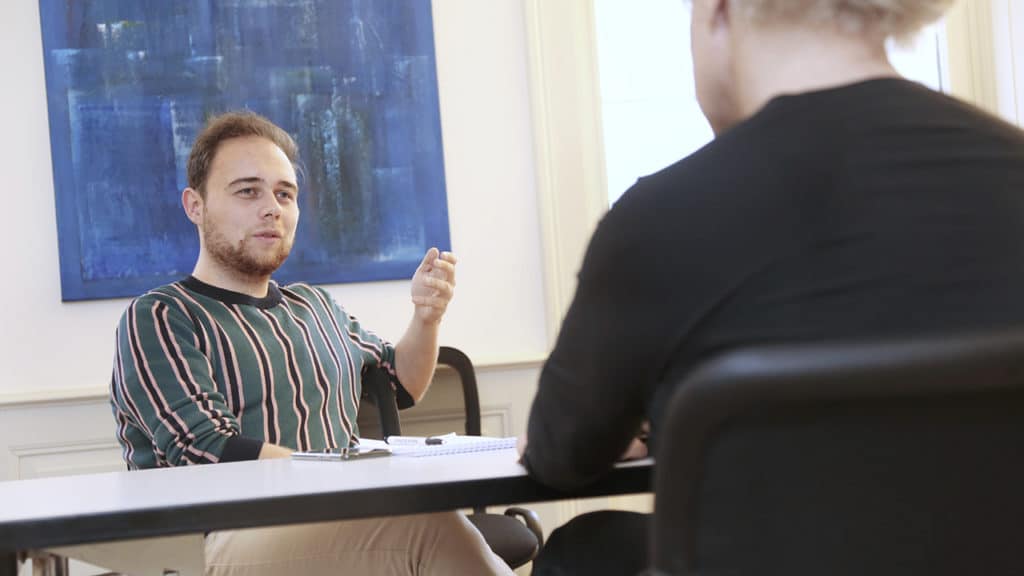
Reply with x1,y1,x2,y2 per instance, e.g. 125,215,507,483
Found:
360,435,517,458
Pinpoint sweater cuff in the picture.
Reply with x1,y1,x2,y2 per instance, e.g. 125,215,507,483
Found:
220,436,264,462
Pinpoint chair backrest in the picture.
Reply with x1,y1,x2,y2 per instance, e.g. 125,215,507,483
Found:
438,346,482,436
357,346,481,438
359,363,402,437
649,329,1024,576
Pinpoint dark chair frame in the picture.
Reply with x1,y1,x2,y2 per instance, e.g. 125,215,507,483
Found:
649,330,1024,576
362,346,544,568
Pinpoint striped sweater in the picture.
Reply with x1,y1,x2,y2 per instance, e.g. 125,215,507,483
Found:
110,276,407,469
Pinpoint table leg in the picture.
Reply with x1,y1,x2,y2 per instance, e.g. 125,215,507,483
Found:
26,553,68,576
0,552,18,576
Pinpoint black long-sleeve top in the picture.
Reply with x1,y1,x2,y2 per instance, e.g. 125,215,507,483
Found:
523,78,1024,491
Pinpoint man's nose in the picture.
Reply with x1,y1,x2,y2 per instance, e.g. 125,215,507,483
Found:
261,198,282,218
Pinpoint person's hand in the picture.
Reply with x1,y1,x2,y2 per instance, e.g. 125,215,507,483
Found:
518,430,645,462
410,248,457,324
619,420,649,461
619,437,648,461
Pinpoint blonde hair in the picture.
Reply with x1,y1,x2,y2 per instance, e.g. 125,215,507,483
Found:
733,0,955,41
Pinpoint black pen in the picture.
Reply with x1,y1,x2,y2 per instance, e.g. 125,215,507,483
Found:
425,432,456,445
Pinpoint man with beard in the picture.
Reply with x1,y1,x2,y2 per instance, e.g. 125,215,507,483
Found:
110,112,513,575
523,0,1024,573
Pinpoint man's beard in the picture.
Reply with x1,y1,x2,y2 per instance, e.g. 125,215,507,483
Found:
203,225,292,279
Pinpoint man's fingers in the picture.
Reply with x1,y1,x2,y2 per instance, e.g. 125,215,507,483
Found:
422,277,454,299
431,259,456,274
412,295,450,309
419,247,440,269
430,259,457,285
413,249,456,315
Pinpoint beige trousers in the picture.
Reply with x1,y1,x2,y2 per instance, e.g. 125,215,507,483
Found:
205,511,515,576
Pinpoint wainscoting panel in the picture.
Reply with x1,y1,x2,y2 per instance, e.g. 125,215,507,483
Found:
0,396,122,482
12,439,123,481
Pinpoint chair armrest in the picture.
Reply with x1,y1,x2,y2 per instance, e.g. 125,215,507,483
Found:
361,367,402,437
504,507,544,547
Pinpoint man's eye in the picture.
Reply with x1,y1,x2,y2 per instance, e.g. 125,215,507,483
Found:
236,188,256,197
276,190,295,201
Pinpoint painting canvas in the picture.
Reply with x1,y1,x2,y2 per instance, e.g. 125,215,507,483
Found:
38,0,450,301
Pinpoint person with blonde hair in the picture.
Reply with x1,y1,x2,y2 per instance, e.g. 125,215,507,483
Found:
523,0,1024,573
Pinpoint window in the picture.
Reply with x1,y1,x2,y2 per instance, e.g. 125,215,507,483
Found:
595,0,711,204
595,1,949,204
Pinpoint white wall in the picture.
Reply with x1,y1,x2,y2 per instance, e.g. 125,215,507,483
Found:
0,0,549,401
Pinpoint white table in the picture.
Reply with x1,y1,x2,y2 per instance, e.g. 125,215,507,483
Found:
0,449,652,575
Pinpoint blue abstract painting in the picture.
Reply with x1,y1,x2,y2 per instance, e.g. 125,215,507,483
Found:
39,0,450,301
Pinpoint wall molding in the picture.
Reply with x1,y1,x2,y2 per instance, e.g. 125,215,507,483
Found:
469,355,545,372
944,0,1001,115
10,438,122,480
988,0,1023,124
523,0,609,342
0,387,109,408
399,406,513,437
0,357,545,407
9,437,119,458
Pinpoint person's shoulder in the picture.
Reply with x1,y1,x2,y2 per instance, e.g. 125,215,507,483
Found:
819,78,1023,145
279,282,341,312
920,84,1024,144
116,282,196,326
585,150,713,264
125,281,191,309
607,131,753,228
279,281,328,300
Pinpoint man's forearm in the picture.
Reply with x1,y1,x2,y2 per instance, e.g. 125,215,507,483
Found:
395,317,440,402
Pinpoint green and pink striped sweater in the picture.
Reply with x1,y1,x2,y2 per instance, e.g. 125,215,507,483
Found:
110,276,408,469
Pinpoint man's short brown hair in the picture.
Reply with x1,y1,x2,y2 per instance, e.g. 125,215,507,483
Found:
187,111,300,196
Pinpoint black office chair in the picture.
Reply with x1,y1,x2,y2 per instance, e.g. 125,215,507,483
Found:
648,330,1024,576
360,346,544,570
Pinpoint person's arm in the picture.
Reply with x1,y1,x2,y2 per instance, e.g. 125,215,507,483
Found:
394,248,457,402
521,211,656,490
522,137,789,491
522,180,716,491
112,295,264,465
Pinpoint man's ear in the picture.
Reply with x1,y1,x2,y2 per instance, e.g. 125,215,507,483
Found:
694,0,731,37
713,0,730,30
182,187,204,225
